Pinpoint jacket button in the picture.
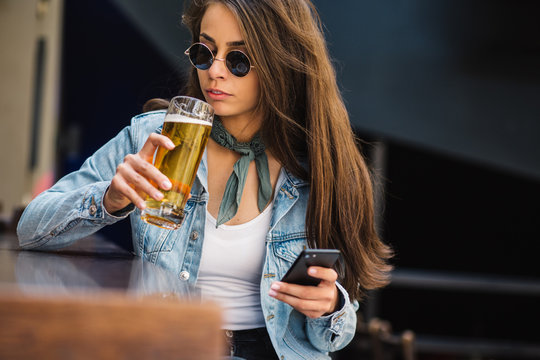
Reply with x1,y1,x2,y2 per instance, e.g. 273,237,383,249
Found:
89,204,97,215
179,271,190,281
190,230,199,241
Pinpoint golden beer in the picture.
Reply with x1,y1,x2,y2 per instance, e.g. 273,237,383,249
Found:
141,97,213,229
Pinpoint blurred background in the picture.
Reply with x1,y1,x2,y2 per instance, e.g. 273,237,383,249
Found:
1,0,539,359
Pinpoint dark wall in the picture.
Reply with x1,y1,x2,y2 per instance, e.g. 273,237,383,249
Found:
316,0,540,179
378,140,540,343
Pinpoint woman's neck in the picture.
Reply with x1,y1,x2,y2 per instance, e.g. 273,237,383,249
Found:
219,113,263,142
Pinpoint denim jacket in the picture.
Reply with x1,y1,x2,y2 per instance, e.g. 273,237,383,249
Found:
17,110,358,359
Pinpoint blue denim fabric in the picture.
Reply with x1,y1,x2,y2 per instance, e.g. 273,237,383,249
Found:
17,110,359,359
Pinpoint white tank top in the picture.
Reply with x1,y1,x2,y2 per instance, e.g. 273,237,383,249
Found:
197,203,273,330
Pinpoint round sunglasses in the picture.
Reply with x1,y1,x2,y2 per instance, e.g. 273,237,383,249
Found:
184,42,254,78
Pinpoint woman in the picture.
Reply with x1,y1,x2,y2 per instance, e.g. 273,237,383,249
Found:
18,0,392,358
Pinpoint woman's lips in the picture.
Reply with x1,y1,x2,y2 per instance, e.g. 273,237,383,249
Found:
206,88,231,100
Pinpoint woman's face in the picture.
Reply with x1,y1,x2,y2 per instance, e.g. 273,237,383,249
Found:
197,3,261,125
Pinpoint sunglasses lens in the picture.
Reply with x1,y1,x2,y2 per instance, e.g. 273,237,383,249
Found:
189,44,213,70
226,51,251,77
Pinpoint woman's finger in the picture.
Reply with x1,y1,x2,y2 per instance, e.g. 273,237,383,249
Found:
118,162,165,202
306,267,338,283
138,133,175,162
268,288,331,318
270,281,320,300
123,154,172,191
268,278,339,318
110,174,148,209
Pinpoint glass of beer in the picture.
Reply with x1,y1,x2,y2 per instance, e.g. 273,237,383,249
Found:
140,96,214,229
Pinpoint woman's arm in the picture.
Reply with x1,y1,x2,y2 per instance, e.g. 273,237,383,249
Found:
17,126,137,250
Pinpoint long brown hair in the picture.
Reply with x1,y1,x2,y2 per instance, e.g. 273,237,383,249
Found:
163,0,392,300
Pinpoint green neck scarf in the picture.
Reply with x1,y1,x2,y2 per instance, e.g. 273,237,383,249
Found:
210,119,272,226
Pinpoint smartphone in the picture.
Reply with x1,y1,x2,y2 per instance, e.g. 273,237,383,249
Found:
280,249,341,286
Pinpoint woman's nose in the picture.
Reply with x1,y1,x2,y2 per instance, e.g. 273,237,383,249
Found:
208,56,228,79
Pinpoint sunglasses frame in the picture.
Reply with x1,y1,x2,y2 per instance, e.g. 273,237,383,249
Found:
184,42,255,78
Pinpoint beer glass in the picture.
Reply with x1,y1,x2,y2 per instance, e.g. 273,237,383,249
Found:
140,96,214,229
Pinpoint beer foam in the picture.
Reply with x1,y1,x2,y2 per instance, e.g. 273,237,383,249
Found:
164,114,212,126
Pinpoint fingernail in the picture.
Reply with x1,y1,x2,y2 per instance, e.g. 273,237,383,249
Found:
138,201,146,209
167,140,175,148
308,268,317,275
155,191,164,200
270,283,280,291
162,180,172,189
268,290,277,297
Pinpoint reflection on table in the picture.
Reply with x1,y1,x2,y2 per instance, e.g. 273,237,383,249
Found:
0,234,223,360
13,246,194,299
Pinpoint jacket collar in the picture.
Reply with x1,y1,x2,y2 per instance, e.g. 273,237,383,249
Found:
282,167,309,188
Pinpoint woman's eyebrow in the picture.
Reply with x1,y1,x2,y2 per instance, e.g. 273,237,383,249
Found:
200,33,215,43
200,32,245,47
227,40,246,47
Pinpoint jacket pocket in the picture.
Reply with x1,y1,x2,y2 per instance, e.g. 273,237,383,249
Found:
272,239,307,279
273,239,306,262
141,223,177,254
134,200,196,255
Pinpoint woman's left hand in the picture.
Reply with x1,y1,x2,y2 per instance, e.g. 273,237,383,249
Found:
268,267,339,319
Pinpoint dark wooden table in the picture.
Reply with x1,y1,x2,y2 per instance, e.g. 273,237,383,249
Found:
0,233,223,360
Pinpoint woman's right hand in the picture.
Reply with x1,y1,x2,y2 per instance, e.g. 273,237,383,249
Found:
103,133,175,214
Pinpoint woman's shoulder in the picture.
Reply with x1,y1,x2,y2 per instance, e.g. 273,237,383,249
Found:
126,110,167,149
130,110,167,131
